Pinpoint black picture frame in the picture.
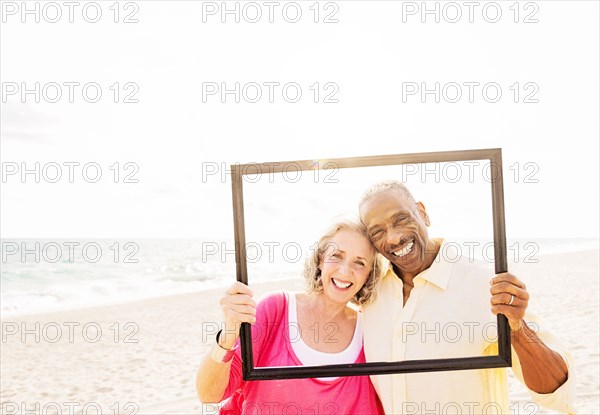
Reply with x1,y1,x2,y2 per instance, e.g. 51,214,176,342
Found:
231,148,511,381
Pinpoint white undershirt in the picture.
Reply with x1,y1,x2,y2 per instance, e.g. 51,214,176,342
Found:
286,291,363,381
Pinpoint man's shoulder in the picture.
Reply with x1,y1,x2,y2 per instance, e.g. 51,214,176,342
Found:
455,255,494,276
435,241,495,292
437,241,494,273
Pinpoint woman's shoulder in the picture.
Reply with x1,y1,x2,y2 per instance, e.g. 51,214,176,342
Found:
256,290,285,304
255,290,290,317
257,290,306,305
255,290,308,322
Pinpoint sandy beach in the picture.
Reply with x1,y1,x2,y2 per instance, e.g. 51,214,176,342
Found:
1,250,598,414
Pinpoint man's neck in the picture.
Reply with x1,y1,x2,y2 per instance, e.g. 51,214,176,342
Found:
394,238,442,286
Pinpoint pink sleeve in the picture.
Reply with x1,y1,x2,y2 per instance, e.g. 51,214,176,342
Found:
220,291,286,401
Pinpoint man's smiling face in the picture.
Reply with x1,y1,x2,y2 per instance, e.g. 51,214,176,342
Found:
360,190,434,278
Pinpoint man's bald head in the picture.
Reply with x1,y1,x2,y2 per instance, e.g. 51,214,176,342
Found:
359,180,438,279
359,180,417,219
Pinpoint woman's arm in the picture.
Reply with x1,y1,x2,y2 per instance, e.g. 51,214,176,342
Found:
195,331,236,403
196,282,256,403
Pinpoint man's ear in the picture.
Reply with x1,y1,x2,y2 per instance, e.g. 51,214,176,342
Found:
417,201,431,226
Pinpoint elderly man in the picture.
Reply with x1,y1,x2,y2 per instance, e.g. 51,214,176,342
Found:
359,180,575,414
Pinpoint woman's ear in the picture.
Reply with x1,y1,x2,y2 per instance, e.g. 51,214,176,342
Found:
316,253,323,278
417,201,431,226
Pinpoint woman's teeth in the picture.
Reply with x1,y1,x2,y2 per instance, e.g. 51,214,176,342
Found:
393,241,414,257
332,278,352,289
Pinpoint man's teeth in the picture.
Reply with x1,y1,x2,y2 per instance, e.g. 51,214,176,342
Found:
393,241,414,257
332,278,352,289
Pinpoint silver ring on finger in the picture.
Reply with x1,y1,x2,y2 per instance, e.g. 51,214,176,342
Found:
508,294,515,306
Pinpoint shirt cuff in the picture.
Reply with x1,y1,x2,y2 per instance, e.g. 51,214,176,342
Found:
526,350,577,415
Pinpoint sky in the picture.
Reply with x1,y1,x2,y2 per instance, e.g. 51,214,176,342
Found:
1,0,598,241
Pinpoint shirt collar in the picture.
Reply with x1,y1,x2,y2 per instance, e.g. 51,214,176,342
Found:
383,238,453,290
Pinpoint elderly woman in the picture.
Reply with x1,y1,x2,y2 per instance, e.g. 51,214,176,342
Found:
196,218,384,414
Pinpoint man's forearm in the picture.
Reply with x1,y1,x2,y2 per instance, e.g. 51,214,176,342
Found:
511,320,569,394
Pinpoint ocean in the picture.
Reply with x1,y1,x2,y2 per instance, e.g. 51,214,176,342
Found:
1,238,598,317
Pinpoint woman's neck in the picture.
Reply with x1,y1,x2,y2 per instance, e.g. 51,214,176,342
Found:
295,292,358,353
302,292,354,322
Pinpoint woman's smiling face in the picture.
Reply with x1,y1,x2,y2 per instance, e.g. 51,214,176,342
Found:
319,229,375,304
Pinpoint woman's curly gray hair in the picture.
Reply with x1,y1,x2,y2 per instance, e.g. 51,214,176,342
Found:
302,217,385,306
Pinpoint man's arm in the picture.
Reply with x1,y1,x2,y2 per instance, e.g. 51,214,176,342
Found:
490,273,568,394
510,319,568,393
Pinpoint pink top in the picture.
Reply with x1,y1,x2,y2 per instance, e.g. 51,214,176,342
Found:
220,291,383,415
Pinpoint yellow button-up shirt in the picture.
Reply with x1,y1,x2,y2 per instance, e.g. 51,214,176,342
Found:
362,240,576,414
